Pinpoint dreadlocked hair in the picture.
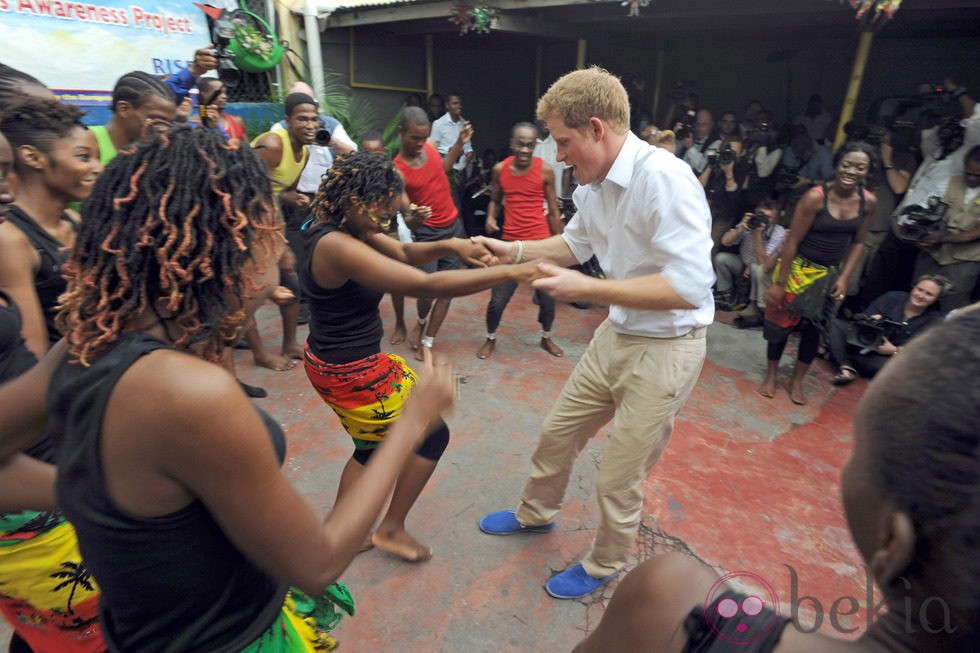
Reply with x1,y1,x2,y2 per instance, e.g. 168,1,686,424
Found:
309,150,404,228
111,71,174,111
1,98,86,172
58,126,281,366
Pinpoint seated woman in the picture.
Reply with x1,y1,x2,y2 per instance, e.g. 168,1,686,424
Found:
573,306,980,652
828,273,949,385
0,127,458,652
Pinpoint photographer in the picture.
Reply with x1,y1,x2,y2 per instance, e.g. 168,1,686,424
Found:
862,77,980,303
699,137,743,247
777,127,834,207
738,111,783,209
713,200,785,325
681,109,721,175
162,46,218,106
828,274,948,385
912,144,980,312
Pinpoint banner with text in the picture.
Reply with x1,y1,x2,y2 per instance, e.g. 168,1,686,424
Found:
0,0,211,105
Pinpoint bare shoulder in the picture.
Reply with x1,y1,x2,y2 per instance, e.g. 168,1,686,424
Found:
0,220,31,251
112,349,242,430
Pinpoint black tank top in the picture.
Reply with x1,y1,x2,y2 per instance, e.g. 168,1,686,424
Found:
796,185,866,267
0,290,53,462
49,333,287,652
5,205,76,345
301,221,384,363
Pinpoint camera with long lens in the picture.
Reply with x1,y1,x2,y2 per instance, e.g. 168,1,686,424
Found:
210,11,242,87
895,196,950,243
746,210,769,230
314,119,331,147
675,108,697,141
846,315,905,350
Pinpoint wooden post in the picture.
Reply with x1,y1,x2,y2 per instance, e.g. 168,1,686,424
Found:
833,29,874,150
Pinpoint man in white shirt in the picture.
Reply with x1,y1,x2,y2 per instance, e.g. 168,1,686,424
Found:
430,93,474,174
476,67,714,600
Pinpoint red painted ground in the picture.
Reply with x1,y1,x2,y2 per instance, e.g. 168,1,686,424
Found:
230,289,874,651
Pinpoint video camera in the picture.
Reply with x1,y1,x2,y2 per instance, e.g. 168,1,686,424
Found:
895,196,949,244
210,11,243,87
846,315,905,350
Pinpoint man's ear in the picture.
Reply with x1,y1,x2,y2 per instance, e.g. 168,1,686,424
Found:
869,508,916,588
16,144,46,171
115,100,134,119
588,117,604,142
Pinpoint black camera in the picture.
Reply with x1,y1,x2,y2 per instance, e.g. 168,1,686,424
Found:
717,143,736,166
747,210,769,230
846,315,905,350
314,120,331,147
210,11,242,87
895,196,949,243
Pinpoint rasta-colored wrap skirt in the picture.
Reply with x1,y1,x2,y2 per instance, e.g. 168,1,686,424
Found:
763,256,836,341
0,510,104,652
304,349,418,451
243,585,355,652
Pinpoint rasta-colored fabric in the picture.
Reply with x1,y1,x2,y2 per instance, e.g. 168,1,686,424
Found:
763,256,837,340
241,585,355,652
304,348,417,450
0,513,103,651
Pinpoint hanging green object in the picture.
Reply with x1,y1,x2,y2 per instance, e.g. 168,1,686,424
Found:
226,7,284,73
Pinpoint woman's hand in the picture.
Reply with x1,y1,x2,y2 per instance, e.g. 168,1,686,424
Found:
830,278,848,302
876,336,900,356
764,283,785,308
453,238,490,268
401,348,456,438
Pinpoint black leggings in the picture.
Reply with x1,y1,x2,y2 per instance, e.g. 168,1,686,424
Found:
351,422,450,465
766,320,821,365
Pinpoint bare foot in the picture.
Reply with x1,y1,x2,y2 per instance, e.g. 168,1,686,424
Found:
358,534,375,553
390,324,407,345
408,322,425,350
282,343,304,360
756,379,776,398
540,337,563,357
253,354,296,371
371,528,432,562
476,338,495,359
414,345,429,362
789,383,807,406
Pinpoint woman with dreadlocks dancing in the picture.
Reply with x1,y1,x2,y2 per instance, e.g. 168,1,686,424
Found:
302,151,540,562
0,98,102,358
0,127,459,651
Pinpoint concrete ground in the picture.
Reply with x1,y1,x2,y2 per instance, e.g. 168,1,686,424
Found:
4,289,874,651
239,289,872,651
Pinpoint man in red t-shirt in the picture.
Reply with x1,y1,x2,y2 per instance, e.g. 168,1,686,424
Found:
393,107,472,361
477,122,564,359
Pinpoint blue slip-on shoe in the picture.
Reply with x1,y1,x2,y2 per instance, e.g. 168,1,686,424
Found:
544,563,617,599
479,510,554,535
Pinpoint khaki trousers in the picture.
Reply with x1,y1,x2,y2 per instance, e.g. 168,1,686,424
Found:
516,319,706,578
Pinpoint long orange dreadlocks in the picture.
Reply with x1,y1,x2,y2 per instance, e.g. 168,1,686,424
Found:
58,126,281,365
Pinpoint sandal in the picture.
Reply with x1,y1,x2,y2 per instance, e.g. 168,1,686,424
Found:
831,365,858,386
